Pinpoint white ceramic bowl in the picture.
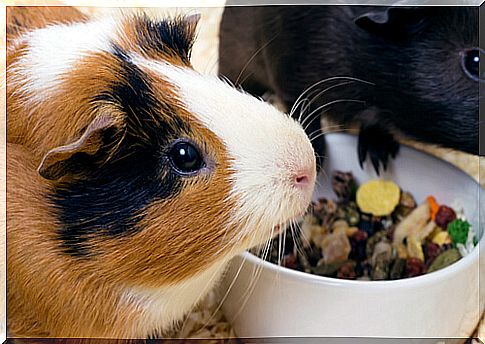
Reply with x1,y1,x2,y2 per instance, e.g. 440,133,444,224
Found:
220,133,484,339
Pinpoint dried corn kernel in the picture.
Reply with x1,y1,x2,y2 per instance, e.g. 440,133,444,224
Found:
431,230,451,246
356,179,400,216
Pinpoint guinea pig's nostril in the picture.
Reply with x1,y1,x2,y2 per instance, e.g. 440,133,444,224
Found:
293,173,311,188
295,175,309,184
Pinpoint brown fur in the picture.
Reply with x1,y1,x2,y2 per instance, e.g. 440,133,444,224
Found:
7,6,87,41
6,8,193,165
7,7,242,337
7,6,89,162
7,141,235,337
8,143,139,337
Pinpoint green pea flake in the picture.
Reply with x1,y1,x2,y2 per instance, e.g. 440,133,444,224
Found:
447,219,471,246
428,248,461,273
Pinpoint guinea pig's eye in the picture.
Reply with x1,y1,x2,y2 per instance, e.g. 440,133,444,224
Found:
168,141,204,175
462,48,483,82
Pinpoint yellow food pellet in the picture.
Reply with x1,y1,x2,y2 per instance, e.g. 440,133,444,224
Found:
432,230,452,246
346,227,359,237
407,235,425,261
356,179,401,216
428,226,442,240
394,243,408,259
332,219,349,231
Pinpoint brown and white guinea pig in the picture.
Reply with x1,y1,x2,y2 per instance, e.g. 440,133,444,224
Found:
7,7,316,338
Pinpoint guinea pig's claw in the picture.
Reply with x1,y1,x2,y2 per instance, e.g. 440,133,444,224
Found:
358,123,400,175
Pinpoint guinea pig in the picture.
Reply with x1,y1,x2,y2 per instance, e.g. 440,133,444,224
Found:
7,7,316,338
219,5,481,172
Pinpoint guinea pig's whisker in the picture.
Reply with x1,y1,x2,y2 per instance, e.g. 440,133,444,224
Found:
313,152,325,160
294,218,311,248
300,98,365,129
235,32,281,86
297,81,355,124
230,232,272,321
294,86,330,122
219,74,236,88
306,127,327,140
202,219,266,328
309,129,347,144
178,258,228,336
277,229,282,267
281,225,287,264
294,217,311,260
314,178,323,190
290,76,373,118
203,51,221,76
292,86,331,119
309,132,331,143
232,239,270,322
197,218,264,330
289,224,305,259
217,218,242,256
295,98,312,123
304,121,345,136
199,246,251,332
303,81,354,112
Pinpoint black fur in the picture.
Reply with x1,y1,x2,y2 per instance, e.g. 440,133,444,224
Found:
219,6,481,172
133,14,196,63
50,46,191,257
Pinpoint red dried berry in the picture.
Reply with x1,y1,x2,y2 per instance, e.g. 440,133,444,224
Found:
350,230,368,261
424,243,441,266
352,229,368,242
337,261,357,280
405,258,425,278
434,205,456,229
282,254,298,269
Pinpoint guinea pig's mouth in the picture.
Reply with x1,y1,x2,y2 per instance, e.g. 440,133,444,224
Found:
271,202,314,236
272,212,307,236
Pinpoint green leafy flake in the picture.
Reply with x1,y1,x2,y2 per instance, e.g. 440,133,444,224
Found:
447,219,470,246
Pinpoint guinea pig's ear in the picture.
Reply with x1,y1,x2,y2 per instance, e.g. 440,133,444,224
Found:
355,7,429,38
38,114,122,181
184,13,201,29
181,13,201,43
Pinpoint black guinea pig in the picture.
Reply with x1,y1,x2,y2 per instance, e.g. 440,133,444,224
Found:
219,5,482,172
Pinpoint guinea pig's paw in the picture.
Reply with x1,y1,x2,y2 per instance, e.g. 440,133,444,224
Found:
358,124,400,175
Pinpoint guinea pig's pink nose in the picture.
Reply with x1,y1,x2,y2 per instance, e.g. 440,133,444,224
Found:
292,167,315,189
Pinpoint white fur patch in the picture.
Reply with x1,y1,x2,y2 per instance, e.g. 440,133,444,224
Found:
9,17,117,101
131,56,316,247
120,257,230,337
